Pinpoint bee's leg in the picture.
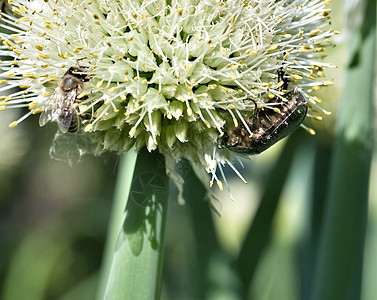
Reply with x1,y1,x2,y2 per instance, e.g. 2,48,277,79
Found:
82,77,91,83
73,100,92,120
76,92,91,101
75,91,92,117
80,113,92,120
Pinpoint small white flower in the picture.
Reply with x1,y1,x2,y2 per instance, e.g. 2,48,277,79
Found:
0,0,336,197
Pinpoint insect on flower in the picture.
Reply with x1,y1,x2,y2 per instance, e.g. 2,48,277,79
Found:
220,70,308,154
0,0,335,196
39,66,92,133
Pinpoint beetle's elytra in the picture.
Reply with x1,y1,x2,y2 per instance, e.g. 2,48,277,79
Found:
219,88,308,154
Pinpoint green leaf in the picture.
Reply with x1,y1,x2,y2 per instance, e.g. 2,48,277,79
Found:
1,234,64,300
301,143,332,299
182,161,239,300
311,1,376,299
236,132,303,298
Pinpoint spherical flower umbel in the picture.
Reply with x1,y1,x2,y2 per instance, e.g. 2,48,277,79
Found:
0,0,336,198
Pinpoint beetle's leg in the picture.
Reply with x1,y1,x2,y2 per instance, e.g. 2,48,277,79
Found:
278,67,289,91
250,98,260,125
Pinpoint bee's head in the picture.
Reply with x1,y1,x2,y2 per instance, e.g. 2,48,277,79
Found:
68,66,91,82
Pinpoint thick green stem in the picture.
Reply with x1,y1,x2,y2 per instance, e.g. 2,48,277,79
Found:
97,151,137,300
99,148,169,300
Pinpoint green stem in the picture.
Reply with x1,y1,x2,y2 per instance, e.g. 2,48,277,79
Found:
98,148,169,300
97,151,137,300
312,1,376,299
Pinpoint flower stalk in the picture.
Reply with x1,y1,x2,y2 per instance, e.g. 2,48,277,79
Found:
101,148,169,300
97,150,137,299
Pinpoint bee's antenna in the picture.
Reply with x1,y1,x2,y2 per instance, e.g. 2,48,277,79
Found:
76,57,87,64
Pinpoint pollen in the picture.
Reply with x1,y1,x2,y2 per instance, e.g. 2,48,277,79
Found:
267,45,278,52
129,127,137,136
216,180,224,191
323,9,331,17
35,44,44,51
245,49,257,56
13,49,23,55
310,29,321,36
84,124,93,132
298,47,309,53
291,74,303,80
33,108,43,114
44,23,53,30
9,121,18,128
37,53,50,59
28,102,38,110
12,7,22,15
307,128,316,135
233,118,238,127
23,73,37,79
58,53,67,59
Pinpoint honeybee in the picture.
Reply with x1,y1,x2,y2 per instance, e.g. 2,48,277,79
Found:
39,66,91,133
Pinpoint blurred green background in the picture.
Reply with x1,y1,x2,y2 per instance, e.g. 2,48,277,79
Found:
1,0,376,299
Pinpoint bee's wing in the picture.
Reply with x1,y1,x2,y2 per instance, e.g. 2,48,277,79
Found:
56,89,77,133
39,87,62,127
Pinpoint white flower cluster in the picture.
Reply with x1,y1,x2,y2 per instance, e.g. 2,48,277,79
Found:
0,0,336,198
